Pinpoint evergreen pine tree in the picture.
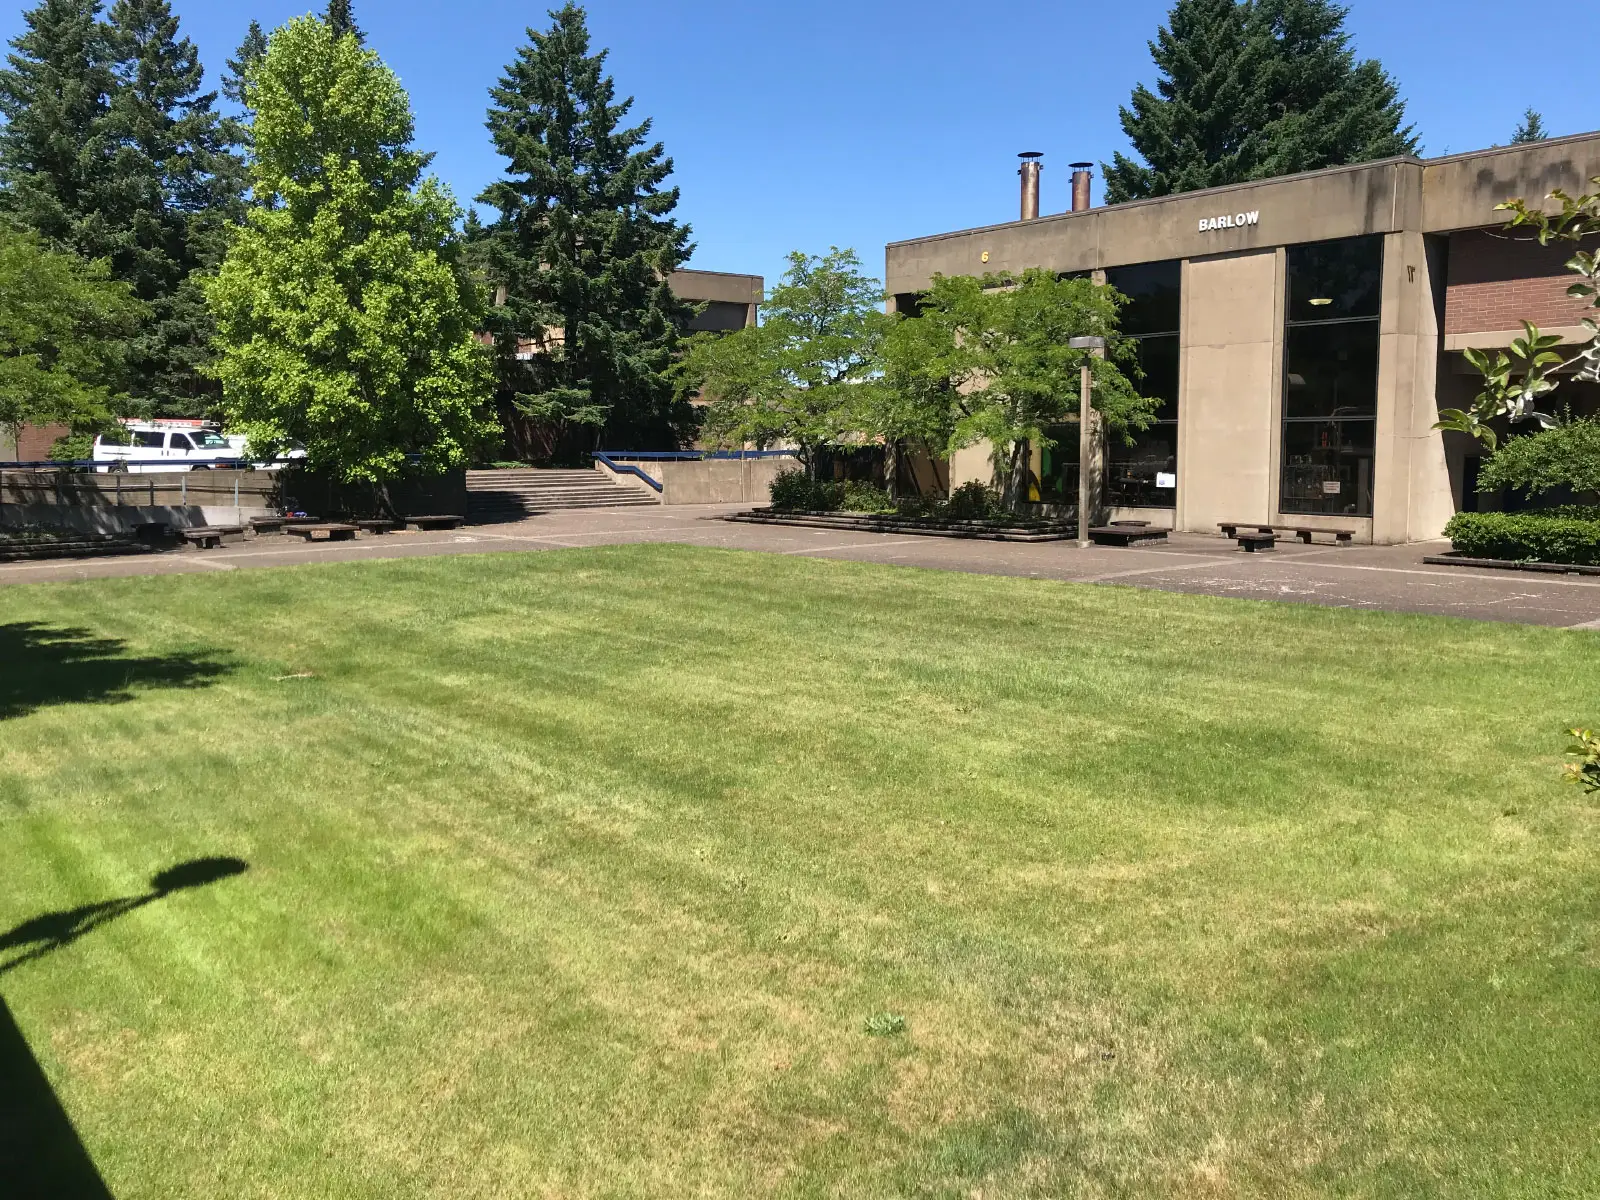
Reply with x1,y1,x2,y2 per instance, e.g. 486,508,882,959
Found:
324,0,364,44
1511,108,1548,144
100,0,247,413
1103,0,1417,203
0,0,116,253
478,4,695,457
221,19,266,107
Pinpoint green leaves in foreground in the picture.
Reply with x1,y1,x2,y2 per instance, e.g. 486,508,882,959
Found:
1564,728,1600,793
204,16,494,482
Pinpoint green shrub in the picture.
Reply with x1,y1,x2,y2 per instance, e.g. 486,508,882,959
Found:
1478,416,1600,496
839,481,895,513
943,480,1001,521
1443,510,1600,564
769,468,842,512
49,432,95,463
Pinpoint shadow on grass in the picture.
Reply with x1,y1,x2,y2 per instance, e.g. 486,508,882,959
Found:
0,857,249,1198
0,622,234,722
0,994,114,1199
0,857,250,977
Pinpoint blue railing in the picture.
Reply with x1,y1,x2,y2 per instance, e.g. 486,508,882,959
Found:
594,450,798,461
591,449,797,494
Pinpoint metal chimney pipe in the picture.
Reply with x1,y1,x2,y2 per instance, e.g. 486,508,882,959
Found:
1018,152,1043,220
1070,162,1093,213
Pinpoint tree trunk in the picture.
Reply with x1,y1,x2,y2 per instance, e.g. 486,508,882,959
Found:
885,439,900,501
1002,439,1028,510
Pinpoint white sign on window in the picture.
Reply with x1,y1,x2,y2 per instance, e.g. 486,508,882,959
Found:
1156,472,1177,489
1322,480,1342,494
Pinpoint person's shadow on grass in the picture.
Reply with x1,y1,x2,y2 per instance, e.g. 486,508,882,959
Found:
0,857,249,977
0,622,233,722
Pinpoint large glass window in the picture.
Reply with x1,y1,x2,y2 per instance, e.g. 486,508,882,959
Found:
1105,260,1181,508
1280,236,1383,517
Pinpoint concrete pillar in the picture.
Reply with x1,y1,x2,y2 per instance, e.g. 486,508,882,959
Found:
1373,231,1453,543
1178,248,1282,532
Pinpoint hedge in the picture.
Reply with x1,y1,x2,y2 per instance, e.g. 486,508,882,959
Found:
1443,510,1600,564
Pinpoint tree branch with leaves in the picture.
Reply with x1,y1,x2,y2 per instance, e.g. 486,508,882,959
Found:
1436,178,1600,451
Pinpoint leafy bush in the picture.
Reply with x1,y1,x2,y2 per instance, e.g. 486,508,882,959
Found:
839,480,895,513
1443,510,1600,563
1478,417,1600,496
769,468,842,512
942,480,1001,520
48,432,95,463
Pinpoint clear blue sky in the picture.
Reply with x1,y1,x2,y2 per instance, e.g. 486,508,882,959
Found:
5,0,1597,290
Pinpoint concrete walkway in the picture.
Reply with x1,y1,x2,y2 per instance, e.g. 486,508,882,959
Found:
4,503,1600,628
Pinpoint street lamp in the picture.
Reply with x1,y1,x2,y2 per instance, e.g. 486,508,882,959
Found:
1067,335,1105,547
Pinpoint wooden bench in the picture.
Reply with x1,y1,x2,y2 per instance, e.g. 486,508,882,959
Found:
248,516,287,535
284,522,358,542
1089,525,1169,547
405,514,464,531
1234,531,1276,552
183,525,247,550
354,518,402,534
1218,522,1355,546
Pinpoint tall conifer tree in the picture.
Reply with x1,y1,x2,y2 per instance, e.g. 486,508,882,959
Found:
324,0,363,44
478,4,695,456
1103,0,1416,202
0,0,246,414
222,20,266,107
0,0,116,253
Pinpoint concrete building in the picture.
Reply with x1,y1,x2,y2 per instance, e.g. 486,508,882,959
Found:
885,134,1600,543
670,269,762,331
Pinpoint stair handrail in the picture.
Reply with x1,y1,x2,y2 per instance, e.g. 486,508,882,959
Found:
592,452,663,493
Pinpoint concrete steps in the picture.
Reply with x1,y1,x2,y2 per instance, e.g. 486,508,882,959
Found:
465,468,659,523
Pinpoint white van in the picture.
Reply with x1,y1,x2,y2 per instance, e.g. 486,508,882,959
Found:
93,421,303,473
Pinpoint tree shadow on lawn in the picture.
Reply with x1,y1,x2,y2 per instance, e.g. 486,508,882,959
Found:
0,857,250,1199
0,622,234,722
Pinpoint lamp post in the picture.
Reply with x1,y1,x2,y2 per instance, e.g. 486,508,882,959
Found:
1067,335,1105,547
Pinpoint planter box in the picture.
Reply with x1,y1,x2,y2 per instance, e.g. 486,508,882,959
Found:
725,508,1079,543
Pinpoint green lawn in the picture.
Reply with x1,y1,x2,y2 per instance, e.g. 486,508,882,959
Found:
1,545,1597,1198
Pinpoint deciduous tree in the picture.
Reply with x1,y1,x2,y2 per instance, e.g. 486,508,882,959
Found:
684,248,889,478
881,272,1159,507
0,227,141,450
205,16,494,484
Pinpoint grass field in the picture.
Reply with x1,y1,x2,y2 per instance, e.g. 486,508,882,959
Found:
1,544,1597,1199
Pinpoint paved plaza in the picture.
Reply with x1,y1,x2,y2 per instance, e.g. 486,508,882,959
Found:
4,503,1599,628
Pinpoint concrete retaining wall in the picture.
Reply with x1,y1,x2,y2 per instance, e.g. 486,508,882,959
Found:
596,458,792,505
0,469,279,532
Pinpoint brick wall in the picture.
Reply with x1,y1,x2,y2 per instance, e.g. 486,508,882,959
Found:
1444,229,1597,335
0,423,70,462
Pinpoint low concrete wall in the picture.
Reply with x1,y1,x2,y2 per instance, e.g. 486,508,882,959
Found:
596,458,792,505
0,501,276,534
661,458,790,504
0,469,280,531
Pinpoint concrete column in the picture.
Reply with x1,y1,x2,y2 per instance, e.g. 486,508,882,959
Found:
1373,231,1452,543
1178,249,1281,532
